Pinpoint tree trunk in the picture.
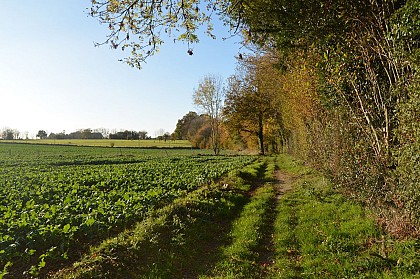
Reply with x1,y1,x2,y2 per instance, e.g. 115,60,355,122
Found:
211,118,219,155
258,113,264,155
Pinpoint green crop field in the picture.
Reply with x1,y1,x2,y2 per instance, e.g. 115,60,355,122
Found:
1,139,192,148
0,143,254,277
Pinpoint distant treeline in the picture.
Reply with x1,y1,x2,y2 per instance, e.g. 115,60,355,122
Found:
109,130,149,140
48,130,104,140
1,128,175,141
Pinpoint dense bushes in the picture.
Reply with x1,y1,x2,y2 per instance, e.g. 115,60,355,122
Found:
394,74,420,225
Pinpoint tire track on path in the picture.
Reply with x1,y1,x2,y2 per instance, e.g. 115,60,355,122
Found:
258,170,297,277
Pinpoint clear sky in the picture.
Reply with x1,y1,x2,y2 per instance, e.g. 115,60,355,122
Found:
0,1,243,138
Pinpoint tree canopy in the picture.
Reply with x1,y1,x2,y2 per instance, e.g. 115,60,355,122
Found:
90,0,237,68
173,111,203,140
193,74,224,154
224,54,282,154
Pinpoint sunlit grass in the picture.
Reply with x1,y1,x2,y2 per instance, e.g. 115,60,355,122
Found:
202,184,275,279
268,157,420,279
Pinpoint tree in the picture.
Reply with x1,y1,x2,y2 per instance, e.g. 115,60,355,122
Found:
193,74,225,154
1,128,15,140
173,111,200,140
81,129,93,139
190,121,212,149
13,129,20,140
88,0,358,68
94,128,110,138
224,54,282,155
173,111,212,143
187,114,208,141
163,132,171,142
36,130,48,140
89,0,232,68
109,130,139,140
138,130,148,140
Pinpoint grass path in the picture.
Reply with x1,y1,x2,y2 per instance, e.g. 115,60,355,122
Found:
201,158,297,279
259,170,296,274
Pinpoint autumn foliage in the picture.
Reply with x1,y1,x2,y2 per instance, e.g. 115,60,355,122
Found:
221,0,420,234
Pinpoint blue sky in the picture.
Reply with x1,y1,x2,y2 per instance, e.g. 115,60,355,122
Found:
0,1,243,138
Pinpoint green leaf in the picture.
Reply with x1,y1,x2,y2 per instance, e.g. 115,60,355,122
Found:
63,224,71,233
38,258,46,268
86,218,95,227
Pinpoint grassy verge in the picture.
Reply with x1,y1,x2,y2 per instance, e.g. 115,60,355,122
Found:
275,154,311,176
263,156,278,181
268,155,419,279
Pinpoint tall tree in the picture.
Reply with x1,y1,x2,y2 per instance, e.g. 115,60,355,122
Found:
224,54,282,155
2,128,15,140
173,111,200,140
193,74,225,154
138,130,148,140
36,130,48,140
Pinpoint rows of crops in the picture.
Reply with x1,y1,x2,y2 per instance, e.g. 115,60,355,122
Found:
0,143,254,276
